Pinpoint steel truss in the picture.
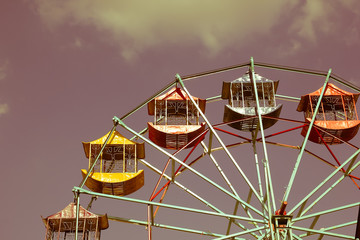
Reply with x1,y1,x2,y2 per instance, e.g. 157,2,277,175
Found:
73,58,360,239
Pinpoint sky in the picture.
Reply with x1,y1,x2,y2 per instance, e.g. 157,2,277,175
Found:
1,0,360,239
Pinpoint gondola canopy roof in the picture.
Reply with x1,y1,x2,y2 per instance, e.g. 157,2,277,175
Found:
155,87,198,100
148,87,206,115
82,130,145,159
42,202,109,230
222,72,279,99
297,83,360,112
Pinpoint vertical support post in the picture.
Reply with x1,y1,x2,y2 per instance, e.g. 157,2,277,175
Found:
208,131,213,155
57,218,62,240
100,149,103,173
186,99,189,124
356,205,360,239
45,219,50,240
154,99,157,124
88,144,92,170
353,96,359,120
165,99,168,125
229,82,233,106
82,218,86,240
75,192,80,240
123,141,126,173
226,201,240,235
283,68,332,203
95,215,99,240
241,82,245,108
135,144,137,172
147,205,153,240
196,99,200,125
272,81,276,107
340,95,348,121
261,82,265,107
321,102,326,121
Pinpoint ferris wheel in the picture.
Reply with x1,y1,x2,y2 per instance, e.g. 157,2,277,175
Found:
43,58,360,240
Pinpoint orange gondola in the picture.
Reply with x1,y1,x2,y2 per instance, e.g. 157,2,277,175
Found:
297,83,360,144
81,130,145,196
221,71,282,131
147,87,206,149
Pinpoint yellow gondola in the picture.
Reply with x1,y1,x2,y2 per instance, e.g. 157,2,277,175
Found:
147,87,206,149
81,130,145,196
297,83,360,144
221,71,282,131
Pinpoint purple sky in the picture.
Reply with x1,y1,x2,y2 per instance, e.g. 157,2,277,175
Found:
1,1,360,239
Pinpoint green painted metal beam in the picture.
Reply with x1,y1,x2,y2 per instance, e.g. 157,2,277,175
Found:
115,116,265,217
289,148,360,215
250,57,276,239
298,221,357,238
176,75,268,214
120,80,176,120
293,201,360,222
79,121,118,189
72,186,266,224
275,94,301,101
200,141,262,237
291,225,355,239
139,158,259,237
299,156,360,217
283,69,332,203
181,62,249,81
107,215,247,239
212,226,267,240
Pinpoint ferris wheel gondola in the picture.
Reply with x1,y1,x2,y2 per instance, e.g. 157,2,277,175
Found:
297,83,360,144
42,202,109,240
221,71,282,131
147,87,206,149
43,58,360,240
81,130,145,196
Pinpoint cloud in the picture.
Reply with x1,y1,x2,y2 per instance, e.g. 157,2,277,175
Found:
33,0,299,61
0,60,9,81
0,60,9,117
0,103,9,116
290,0,360,43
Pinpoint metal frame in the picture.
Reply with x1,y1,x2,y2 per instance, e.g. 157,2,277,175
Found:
71,58,360,239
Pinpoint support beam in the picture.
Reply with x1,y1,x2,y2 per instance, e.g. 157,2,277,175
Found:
176,74,267,213
289,149,360,215
299,158,360,217
108,215,247,239
283,69,332,203
291,225,355,239
73,186,266,224
79,121,118,189
115,118,264,217
140,159,258,237
212,226,267,240
293,202,360,223
250,57,276,240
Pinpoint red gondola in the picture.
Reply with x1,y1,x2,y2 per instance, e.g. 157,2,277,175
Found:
297,83,360,144
147,87,206,149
